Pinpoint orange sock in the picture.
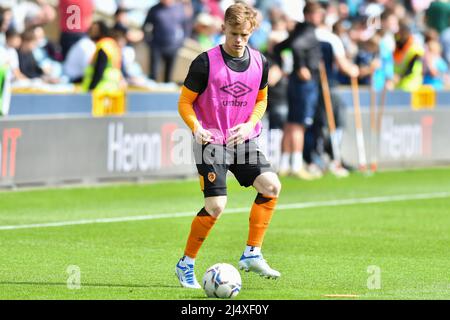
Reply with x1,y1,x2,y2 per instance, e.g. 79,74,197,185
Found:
247,193,278,247
184,208,217,258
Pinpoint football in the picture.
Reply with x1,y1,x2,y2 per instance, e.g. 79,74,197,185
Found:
202,263,242,298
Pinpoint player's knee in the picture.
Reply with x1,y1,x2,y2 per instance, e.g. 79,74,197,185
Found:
270,179,282,197
205,202,226,218
264,179,281,197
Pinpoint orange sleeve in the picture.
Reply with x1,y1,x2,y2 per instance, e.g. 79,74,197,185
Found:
178,85,200,132
248,86,268,127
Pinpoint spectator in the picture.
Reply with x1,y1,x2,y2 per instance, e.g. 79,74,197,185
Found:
307,1,360,177
316,6,360,85
425,0,450,34
423,39,449,90
337,17,366,84
34,24,63,62
323,1,339,29
341,0,364,18
393,21,424,92
265,9,289,131
266,55,288,131
273,1,323,180
392,2,407,21
248,9,271,52
355,36,381,86
0,7,13,46
63,22,99,83
371,30,395,92
81,23,124,92
366,8,398,91
408,0,433,32
59,0,94,59
195,12,222,50
115,24,166,90
143,0,192,83
114,6,130,33
113,6,144,44
4,28,27,81
336,1,351,25
380,9,399,56
32,25,64,79
266,8,289,54
441,20,450,66
332,19,357,60
17,28,44,79
7,0,55,33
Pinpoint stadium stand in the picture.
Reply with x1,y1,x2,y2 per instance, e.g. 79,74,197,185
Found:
1,0,450,188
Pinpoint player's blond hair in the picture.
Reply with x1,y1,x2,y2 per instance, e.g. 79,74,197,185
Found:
224,2,259,30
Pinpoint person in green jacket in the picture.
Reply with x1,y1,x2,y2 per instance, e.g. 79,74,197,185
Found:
81,23,126,92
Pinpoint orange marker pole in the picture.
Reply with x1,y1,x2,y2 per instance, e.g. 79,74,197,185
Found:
319,61,342,165
351,76,367,172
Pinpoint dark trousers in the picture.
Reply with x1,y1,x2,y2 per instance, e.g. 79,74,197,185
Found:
287,75,319,127
268,103,288,130
149,45,178,83
304,86,347,163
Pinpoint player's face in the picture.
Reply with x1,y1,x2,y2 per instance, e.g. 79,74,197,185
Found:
222,21,253,57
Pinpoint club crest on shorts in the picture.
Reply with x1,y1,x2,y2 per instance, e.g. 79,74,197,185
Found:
207,172,216,183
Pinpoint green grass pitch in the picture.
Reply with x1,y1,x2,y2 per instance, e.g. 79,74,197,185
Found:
0,167,449,300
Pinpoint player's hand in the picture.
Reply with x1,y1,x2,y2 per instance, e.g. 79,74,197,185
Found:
194,126,213,145
226,122,253,147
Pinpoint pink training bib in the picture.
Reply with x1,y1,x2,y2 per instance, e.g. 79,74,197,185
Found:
193,45,263,145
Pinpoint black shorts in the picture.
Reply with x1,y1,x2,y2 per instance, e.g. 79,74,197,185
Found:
194,139,275,197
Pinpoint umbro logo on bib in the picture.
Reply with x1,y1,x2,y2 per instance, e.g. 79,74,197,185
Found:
220,81,253,98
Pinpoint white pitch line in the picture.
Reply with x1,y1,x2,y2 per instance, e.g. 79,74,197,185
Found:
0,192,449,231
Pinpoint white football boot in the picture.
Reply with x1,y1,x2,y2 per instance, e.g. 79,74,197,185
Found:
175,257,201,289
238,253,281,279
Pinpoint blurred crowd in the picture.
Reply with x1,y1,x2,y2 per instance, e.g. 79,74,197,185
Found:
0,0,450,92
2,0,450,176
